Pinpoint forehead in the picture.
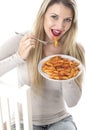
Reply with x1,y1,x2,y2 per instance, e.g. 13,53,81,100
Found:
45,3,73,17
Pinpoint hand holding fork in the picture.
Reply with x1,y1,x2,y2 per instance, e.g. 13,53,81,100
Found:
15,32,53,45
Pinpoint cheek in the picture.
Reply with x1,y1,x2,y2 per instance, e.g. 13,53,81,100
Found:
65,24,72,32
44,20,47,31
44,19,50,34
44,17,52,30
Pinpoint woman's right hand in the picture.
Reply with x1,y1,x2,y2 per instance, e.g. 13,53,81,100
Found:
17,33,36,60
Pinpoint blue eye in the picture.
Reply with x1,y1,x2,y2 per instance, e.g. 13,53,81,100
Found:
51,15,58,20
64,18,72,22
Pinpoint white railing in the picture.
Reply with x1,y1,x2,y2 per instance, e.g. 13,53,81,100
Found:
0,81,32,130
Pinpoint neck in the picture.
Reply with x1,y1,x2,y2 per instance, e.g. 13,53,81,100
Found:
43,43,64,57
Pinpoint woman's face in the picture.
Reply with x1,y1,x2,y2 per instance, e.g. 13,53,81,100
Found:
44,2,73,41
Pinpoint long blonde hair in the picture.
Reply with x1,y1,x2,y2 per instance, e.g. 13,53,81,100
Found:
27,0,85,89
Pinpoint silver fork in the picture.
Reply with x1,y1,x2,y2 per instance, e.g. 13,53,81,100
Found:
33,37,54,45
15,32,53,45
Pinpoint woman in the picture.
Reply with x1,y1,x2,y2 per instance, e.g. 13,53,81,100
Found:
0,0,85,130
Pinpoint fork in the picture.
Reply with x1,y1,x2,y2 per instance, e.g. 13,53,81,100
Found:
15,32,53,45
33,37,53,45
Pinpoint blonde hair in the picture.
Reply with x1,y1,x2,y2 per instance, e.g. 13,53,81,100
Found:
27,0,85,89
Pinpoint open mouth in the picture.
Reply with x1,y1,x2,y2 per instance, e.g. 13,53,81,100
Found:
51,29,62,37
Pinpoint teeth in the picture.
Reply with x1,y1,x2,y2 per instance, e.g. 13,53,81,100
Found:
53,30,60,34
52,29,61,36
55,30,59,33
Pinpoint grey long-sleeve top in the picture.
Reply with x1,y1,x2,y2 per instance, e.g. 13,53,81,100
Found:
0,33,82,125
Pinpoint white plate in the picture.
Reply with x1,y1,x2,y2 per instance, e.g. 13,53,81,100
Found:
38,54,83,82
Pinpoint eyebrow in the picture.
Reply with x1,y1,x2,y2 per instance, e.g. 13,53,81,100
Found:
50,13,58,15
51,13,73,19
65,17,73,19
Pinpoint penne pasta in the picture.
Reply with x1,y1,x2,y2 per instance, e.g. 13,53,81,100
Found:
42,56,80,80
54,36,58,47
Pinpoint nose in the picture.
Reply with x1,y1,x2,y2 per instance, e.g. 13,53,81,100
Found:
56,20,64,30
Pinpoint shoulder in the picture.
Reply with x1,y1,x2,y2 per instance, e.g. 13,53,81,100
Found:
76,42,85,66
76,42,85,53
15,30,30,36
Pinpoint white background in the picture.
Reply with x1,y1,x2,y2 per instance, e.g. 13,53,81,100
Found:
0,1,87,130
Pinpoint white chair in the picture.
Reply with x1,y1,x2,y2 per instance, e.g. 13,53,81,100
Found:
0,81,33,130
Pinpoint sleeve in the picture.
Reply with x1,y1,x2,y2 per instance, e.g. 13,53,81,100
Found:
0,33,25,76
62,80,82,107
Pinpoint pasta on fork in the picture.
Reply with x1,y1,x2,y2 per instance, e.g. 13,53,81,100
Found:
54,36,58,47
